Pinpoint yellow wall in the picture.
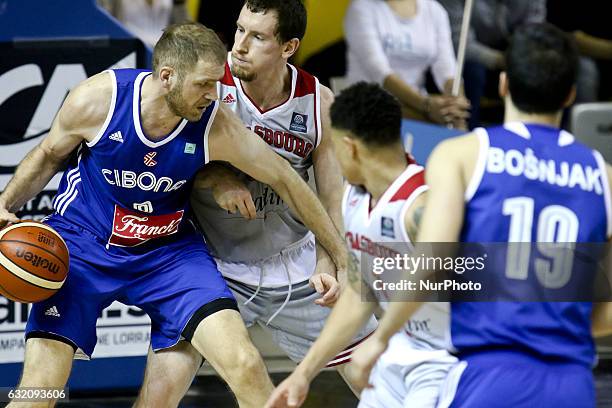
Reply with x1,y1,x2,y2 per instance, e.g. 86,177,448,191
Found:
297,0,351,65
187,0,200,20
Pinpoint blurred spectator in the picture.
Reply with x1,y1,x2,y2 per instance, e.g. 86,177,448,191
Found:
98,0,190,48
344,0,469,129
547,0,612,102
438,0,545,128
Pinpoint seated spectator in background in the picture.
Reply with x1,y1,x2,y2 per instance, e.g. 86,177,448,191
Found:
438,0,545,128
547,0,612,103
98,0,190,47
344,0,469,129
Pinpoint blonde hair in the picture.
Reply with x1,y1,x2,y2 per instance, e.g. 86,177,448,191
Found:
152,22,226,77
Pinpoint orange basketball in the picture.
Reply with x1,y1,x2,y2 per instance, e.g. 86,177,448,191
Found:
0,222,69,303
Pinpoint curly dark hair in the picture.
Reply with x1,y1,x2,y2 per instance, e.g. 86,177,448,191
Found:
245,0,307,43
330,82,402,146
506,23,578,114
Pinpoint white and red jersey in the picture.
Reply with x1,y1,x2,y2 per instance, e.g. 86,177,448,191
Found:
191,55,323,285
218,53,321,177
342,161,451,351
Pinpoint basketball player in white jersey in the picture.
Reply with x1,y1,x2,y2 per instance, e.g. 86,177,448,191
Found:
0,23,349,408
142,0,377,398
265,82,456,408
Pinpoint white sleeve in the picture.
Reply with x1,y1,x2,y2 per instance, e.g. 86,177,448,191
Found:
430,2,457,92
343,0,393,84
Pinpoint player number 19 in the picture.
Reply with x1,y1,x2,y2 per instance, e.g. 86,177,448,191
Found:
502,197,579,288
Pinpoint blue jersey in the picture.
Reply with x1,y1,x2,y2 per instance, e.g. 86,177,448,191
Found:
51,69,218,248
454,122,611,366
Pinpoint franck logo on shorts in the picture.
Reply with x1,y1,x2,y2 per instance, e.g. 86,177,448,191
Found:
290,112,308,133
381,217,395,238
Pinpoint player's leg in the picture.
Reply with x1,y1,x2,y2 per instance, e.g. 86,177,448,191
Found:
135,346,199,408
137,317,270,408
134,342,202,408
189,309,274,407
358,333,457,408
8,220,113,407
6,338,75,408
249,237,377,396
336,364,363,396
130,234,273,408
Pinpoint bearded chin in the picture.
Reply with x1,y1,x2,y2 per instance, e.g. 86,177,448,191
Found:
231,65,256,82
165,88,187,118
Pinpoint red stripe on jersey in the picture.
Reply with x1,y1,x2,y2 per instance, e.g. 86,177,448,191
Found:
324,331,374,368
221,62,236,87
389,169,425,203
326,358,351,367
294,67,317,97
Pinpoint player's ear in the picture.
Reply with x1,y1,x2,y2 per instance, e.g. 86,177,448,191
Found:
343,136,358,160
498,71,509,98
563,85,577,108
158,66,176,90
281,38,300,59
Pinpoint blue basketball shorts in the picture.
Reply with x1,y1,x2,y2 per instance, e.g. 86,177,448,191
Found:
25,216,237,358
437,350,595,408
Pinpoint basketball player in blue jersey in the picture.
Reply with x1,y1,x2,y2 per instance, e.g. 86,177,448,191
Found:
347,23,612,407
0,23,348,408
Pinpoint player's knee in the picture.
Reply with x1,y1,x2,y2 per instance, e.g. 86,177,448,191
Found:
137,372,189,408
135,387,182,408
20,337,74,388
224,345,267,386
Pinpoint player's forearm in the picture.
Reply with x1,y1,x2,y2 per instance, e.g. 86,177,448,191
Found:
194,163,239,190
295,288,375,381
272,171,347,270
314,171,344,236
0,145,64,212
372,301,422,344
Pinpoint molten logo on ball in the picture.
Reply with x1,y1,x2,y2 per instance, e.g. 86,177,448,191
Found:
37,232,56,247
15,249,61,274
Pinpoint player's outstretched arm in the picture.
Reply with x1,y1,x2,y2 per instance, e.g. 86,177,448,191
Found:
0,72,112,225
310,86,345,300
312,86,344,233
265,271,376,408
208,103,348,271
